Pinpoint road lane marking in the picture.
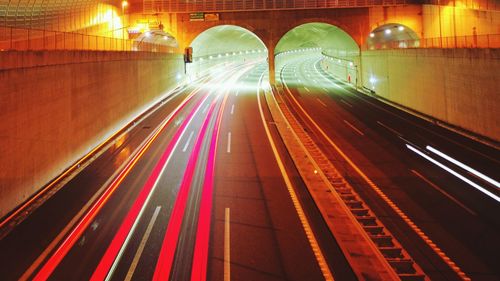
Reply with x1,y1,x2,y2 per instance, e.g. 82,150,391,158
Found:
202,103,210,113
125,206,162,281
257,74,334,281
343,120,364,136
377,121,402,136
304,87,310,92
281,67,470,280
322,87,328,92
32,89,203,281
190,66,250,281
407,144,500,203
426,146,499,188
182,131,194,152
316,98,327,108
224,208,231,281
96,95,212,281
411,170,476,215
235,90,239,97
230,104,235,115
340,99,353,108
227,132,232,153
153,101,218,281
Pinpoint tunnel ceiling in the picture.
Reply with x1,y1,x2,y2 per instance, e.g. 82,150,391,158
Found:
190,25,266,57
275,22,359,54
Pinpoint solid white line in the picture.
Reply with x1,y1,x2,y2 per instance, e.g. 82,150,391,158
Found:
125,206,162,281
322,87,328,92
406,144,500,203
230,104,235,115
224,208,231,281
227,132,232,153
340,99,353,108
304,87,310,92
411,170,476,215
343,120,364,136
235,90,239,97
377,121,402,136
426,146,499,188
182,131,194,152
316,98,327,107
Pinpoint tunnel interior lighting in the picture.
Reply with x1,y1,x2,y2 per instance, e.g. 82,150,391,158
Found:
122,1,128,8
398,26,405,31
369,77,376,84
385,29,392,35
349,62,354,66
209,56,213,59
370,33,375,38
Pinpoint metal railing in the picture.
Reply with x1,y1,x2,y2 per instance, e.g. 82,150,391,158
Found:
364,34,500,50
143,0,408,13
0,26,177,53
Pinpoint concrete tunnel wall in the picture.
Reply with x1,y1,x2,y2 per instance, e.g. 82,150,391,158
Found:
360,48,500,142
0,51,185,218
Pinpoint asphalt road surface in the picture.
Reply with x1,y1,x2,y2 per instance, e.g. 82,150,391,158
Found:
278,55,500,280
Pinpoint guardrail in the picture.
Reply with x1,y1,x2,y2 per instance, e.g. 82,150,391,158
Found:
365,34,500,50
0,26,177,53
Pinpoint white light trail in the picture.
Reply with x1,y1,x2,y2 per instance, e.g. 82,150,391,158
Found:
406,144,500,203
426,146,499,189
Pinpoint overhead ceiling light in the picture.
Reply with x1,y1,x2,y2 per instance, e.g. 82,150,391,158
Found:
370,33,375,38
398,26,405,31
385,29,392,35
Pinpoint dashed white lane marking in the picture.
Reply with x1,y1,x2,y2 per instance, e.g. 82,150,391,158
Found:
411,170,476,216
316,98,327,107
377,121,403,136
340,99,353,108
230,104,235,115
343,120,365,136
227,132,232,153
125,206,162,281
224,208,231,281
304,87,310,92
202,103,210,113
182,131,194,152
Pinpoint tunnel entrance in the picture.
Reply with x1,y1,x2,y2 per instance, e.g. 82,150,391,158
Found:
187,25,268,80
366,24,420,50
275,22,360,87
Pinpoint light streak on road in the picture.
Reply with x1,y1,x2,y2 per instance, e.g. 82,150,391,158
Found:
406,144,500,203
426,146,500,188
91,94,211,281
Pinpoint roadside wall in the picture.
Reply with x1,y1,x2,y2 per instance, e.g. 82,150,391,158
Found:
0,51,184,217
360,48,499,142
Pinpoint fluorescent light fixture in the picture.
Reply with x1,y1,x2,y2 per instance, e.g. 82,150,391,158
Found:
426,146,499,188
407,144,500,203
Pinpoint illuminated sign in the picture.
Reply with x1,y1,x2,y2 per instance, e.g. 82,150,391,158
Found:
189,12,205,21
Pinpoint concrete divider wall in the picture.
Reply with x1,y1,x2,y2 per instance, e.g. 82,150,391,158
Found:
0,51,185,218
360,48,500,142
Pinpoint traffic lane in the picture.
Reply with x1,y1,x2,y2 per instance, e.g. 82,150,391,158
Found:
170,102,220,281
101,95,217,281
294,57,500,213
0,88,191,281
309,58,499,183
283,61,500,279
301,58,500,220
41,91,213,280
208,67,326,281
